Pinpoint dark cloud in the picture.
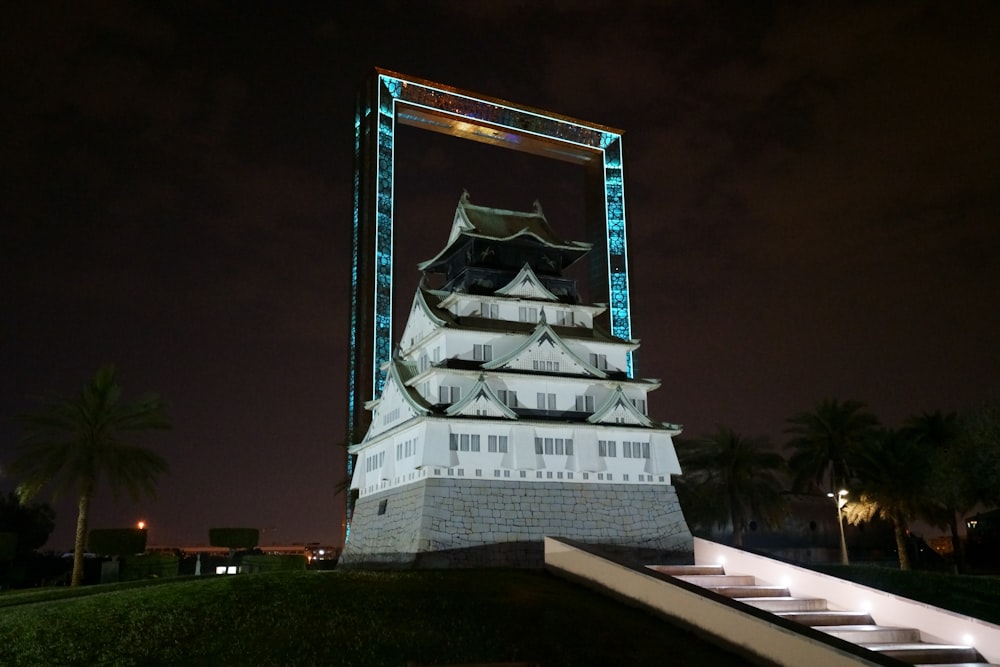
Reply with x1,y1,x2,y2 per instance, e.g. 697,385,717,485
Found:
2,0,998,548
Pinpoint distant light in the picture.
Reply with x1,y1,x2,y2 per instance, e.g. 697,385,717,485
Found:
318,549,325,556
216,566,226,575
137,520,146,530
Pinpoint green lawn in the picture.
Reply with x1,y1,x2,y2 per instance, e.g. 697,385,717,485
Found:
0,569,756,666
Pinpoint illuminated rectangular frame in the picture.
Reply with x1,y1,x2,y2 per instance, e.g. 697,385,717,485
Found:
349,68,634,448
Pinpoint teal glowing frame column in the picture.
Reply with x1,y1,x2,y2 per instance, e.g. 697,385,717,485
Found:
348,69,636,515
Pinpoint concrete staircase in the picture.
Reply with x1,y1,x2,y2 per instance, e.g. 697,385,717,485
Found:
648,564,995,666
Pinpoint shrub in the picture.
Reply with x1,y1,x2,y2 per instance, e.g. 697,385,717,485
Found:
89,529,147,557
241,554,307,573
209,528,259,550
121,553,179,581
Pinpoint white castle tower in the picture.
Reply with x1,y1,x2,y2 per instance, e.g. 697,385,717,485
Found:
339,193,692,567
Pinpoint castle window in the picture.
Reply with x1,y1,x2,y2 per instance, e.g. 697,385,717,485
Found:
532,360,559,371
473,344,493,361
566,438,574,456
518,306,538,323
488,434,509,453
449,435,458,451
575,395,595,412
480,303,499,318
589,353,608,370
544,438,554,455
556,311,574,326
497,389,517,407
534,437,543,455
598,440,617,457
536,393,556,410
439,386,460,403
470,434,480,452
554,438,564,455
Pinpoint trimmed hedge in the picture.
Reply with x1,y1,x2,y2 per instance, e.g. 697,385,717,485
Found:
209,527,259,550
241,554,307,573
121,553,179,581
0,533,16,561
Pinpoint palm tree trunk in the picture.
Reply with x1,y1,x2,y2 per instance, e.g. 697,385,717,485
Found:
948,510,966,574
71,486,93,586
730,492,743,546
893,520,911,571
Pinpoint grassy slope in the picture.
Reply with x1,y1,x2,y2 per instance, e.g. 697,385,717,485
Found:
0,569,756,667
809,564,1000,625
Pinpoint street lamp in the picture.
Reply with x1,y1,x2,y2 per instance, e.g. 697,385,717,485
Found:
827,489,849,565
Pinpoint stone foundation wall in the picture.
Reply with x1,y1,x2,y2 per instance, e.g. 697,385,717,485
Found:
339,478,692,568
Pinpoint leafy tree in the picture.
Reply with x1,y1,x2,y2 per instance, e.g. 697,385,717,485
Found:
843,428,934,570
902,410,969,569
785,398,880,494
9,365,170,586
674,428,788,546
0,492,55,557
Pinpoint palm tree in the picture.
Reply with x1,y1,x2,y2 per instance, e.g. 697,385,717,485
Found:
10,365,170,586
843,427,934,570
785,398,880,495
785,398,879,564
903,410,967,570
674,428,788,546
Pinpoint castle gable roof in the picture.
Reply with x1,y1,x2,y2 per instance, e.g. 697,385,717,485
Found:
587,385,655,428
418,192,591,271
482,312,607,377
359,359,434,444
494,262,560,301
445,374,518,419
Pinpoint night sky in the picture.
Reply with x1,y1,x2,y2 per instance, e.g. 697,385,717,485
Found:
2,2,998,549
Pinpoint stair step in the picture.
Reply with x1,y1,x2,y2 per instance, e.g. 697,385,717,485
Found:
819,625,922,643
862,643,981,664
676,574,756,587
646,564,725,576
776,610,874,626
738,596,829,612
706,585,789,598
